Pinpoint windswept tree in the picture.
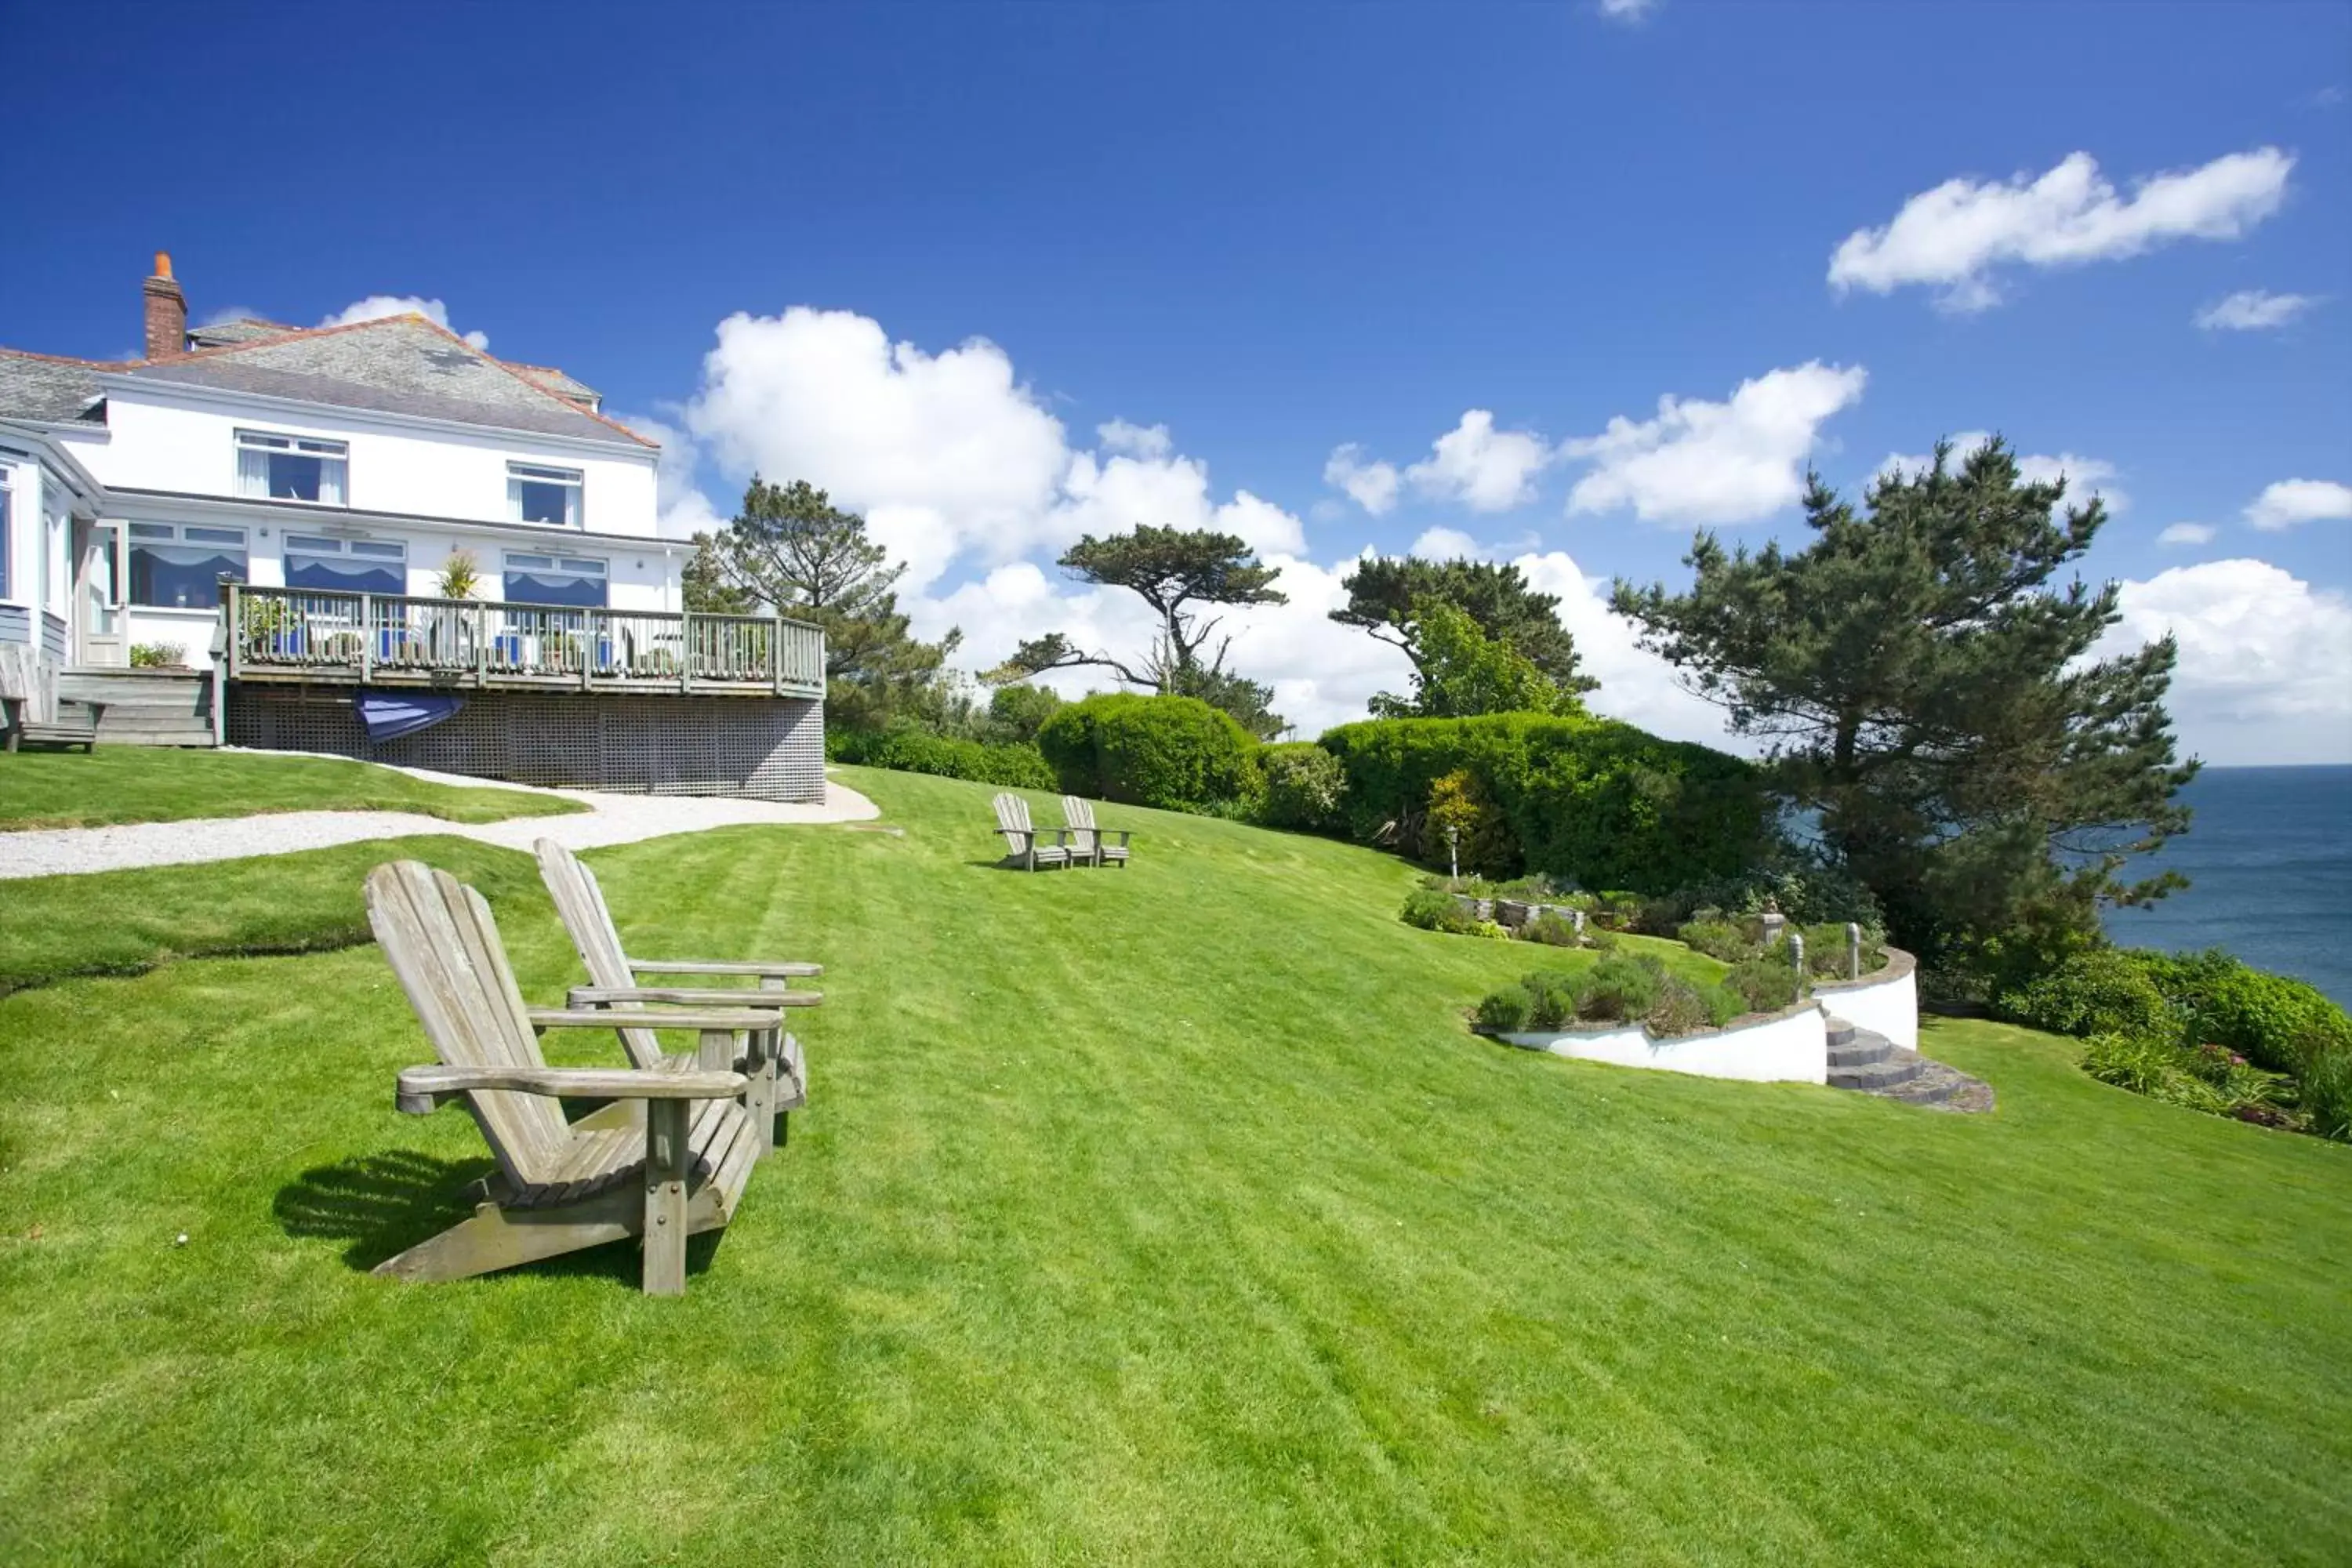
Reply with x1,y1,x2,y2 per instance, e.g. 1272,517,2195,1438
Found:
1610,437,2197,962
692,477,960,728
1331,555,1596,705
991,524,1290,737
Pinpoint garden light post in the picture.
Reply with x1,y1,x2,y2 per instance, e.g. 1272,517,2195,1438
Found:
1846,922,1862,981
1446,825,1459,887
1790,931,1805,979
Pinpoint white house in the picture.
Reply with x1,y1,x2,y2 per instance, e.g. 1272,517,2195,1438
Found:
0,254,825,799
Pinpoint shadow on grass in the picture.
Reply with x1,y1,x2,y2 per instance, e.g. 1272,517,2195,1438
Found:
273,1149,724,1287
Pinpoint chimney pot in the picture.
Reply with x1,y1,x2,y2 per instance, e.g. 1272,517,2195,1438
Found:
143,250,187,360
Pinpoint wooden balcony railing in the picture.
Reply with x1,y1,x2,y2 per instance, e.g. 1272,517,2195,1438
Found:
220,584,826,699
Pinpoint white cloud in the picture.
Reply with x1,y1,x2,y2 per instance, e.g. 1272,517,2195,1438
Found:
1410,526,1483,559
1096,419,1172,459
321,294,488,350
1599,0,1658,18
2195,289,2322,331
1879,431,2129,514
2099,559,2352,764
676,305,1305,589
2243,478,2352,531
1323,443,1403,515
1325,411,1554,516
2157,522,2216,547
681,307,1071,588
1828,147,2294,312
1514,552,1741,747
1406,410,1552,512
1563,361,1867,526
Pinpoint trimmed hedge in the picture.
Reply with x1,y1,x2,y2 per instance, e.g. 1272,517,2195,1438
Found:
827,728,1058,789
1318,713,1768,895
1036,693,1259,812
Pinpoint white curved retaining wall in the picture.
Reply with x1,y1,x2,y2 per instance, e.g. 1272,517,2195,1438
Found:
1497,1004,1828,1085
1811,949,1918,1051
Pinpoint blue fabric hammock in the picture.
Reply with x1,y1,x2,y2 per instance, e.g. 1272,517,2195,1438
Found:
358,691,465,743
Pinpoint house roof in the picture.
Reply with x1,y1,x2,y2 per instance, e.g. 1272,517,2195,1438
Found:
0,350,120,423
503,361,602,408
186,317,298,349
118,315,654,448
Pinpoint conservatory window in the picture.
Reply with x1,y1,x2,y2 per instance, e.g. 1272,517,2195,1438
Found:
503,551,606,607
128,522,247,609
285,534,407,596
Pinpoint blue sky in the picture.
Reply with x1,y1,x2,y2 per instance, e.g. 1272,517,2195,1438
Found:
5,1,2347,757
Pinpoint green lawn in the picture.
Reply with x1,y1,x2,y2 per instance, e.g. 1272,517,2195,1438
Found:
1,765,2346,1564
0,747,584,830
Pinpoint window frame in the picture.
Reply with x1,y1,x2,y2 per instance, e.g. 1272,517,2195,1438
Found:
235,427,350,507
501,550,608,608
125,521,249,611
506,461,585,528
284,533,408,597
0,468,12,602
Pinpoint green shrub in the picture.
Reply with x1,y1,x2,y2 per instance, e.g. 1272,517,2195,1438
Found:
129,641,187,668
986,683,1065,744
1722,956,1802,1014
1037,694,1258,813
2295,1030,2352,1142
826,727,1058,789
1591,891,1646,932
1583,927,1619,955
1318,713,1768,894
1257,742,1347,832
1575,954,1664,1022
1999,951,2180,1044
1645,976,1723,1036
2128,949,2352,1076
1523,972,1581,1029
1475,986,1533,1033
1800,922,1886,977
1522,911,1582,948
1400,888,1505,938
1661,866,1887,937
1678,919,1759,964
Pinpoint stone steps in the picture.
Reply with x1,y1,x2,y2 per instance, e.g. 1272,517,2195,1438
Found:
1821,1016,1994,1113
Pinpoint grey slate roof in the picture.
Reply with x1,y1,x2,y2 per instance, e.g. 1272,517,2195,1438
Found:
0,352,111,423
124,316,651,448
186,317,296,349
506,362,602,408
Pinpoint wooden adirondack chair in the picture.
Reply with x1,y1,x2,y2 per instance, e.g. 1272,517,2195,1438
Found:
1062,796,1133,868
0,646,104,752
534,839,818,1153
993,793,1071,871
365,859,784,1296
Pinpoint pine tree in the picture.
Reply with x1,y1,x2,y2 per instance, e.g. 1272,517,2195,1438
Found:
1610,438,2197,961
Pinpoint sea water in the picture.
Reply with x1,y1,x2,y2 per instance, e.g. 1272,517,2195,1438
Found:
2104,765,2352,1008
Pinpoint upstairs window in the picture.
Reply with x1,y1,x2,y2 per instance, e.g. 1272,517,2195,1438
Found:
503,552,606,607
237,429,347,506
508,463,583,528
128,522,247,609
285,534,407,596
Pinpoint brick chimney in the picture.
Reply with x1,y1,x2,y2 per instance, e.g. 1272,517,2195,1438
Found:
143,251,187,360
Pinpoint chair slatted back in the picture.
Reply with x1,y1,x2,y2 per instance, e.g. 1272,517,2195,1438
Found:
993,793,1033,838
365,861,571,1186
535,840,664,1072
1062,796,1098,856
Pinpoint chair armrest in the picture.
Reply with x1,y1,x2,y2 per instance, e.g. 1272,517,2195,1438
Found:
569,985,821,1009
628,958,823,978
526,1007,782,1032
394,1063,746,1114
1107,829,1134,844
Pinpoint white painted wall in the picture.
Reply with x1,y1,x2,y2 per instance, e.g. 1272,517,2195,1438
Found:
1498,1005,1829,1085
82,388,661,537
1816,966,1919,1051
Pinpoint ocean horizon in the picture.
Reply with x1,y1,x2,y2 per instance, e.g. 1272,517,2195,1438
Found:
2103,764,2352,1009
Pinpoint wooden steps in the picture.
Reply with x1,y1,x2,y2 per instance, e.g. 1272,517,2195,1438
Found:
57,667,215,747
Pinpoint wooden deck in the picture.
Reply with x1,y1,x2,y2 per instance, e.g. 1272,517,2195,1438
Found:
221,585,825,699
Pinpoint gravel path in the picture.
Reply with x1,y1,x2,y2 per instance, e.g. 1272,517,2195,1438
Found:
0,759,879,880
